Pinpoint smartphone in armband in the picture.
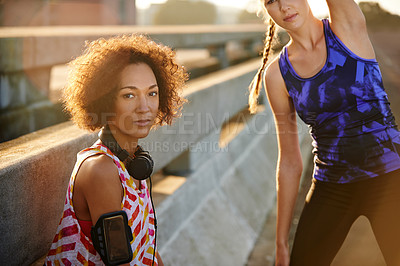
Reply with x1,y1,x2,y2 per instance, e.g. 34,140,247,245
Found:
91,211,133,266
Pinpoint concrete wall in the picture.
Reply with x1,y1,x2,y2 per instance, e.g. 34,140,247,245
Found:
0,122,98,265
0,59,311,265
156,108,279,265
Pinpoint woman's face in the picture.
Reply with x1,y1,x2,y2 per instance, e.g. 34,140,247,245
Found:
263,0,311,30
109,63,159,141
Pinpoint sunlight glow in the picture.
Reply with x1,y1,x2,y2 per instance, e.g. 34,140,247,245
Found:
308,0,329,17
137,0,400,17
137,0,167,9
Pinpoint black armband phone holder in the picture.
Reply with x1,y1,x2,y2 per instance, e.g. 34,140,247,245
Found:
91,211,133,266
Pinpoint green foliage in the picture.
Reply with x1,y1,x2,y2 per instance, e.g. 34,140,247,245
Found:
153,0,217,25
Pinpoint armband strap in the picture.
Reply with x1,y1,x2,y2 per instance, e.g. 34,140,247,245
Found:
91,211,133,266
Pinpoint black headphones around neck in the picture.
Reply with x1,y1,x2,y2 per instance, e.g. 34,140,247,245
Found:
98,126,154,181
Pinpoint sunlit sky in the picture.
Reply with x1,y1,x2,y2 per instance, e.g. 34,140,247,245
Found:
136,0,400,17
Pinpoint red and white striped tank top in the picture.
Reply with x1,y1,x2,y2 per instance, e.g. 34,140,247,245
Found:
45,140,158,265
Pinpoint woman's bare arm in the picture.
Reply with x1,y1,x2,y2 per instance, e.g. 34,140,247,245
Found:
264,59,303,265
326,0,375,59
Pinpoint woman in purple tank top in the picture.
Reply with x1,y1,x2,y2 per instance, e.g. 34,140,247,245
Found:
249,0,400,265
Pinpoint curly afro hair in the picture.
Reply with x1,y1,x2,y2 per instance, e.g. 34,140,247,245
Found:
63,34,188,131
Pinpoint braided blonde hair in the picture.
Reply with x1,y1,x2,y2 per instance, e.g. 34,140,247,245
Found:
248,18,276,113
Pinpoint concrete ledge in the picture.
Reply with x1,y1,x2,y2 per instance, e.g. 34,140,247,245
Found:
0,122,98,265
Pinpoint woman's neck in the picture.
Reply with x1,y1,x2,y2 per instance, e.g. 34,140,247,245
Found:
288,16,323,53
108,124,139,156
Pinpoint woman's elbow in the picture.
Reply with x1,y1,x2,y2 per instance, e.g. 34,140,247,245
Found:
277,156,303,178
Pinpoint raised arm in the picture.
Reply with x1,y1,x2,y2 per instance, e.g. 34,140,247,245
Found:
326,0,375,59
264,59,303,266
326,0,364,25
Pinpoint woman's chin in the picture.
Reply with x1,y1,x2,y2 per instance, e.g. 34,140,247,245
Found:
114,125,153,140
132,128,151,139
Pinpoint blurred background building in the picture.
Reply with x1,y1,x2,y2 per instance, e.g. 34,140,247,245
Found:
1,0,137,26
0,0,263,27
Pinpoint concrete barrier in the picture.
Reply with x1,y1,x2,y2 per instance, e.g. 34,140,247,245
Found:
0,24,266,72
156,107,278,265
0,24,266,142
0,58,311,265
0,122,98,265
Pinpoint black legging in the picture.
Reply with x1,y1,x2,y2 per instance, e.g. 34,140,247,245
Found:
290,169,400,266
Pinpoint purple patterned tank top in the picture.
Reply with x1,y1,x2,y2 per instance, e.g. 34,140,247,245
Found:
278,19,400,183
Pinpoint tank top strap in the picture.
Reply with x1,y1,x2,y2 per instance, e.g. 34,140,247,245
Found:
322,18,377,63
67,140,135,203
75,140,130,179
278,46,290,80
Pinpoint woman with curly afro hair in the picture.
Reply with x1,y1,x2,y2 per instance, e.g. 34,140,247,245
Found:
45,34,187,266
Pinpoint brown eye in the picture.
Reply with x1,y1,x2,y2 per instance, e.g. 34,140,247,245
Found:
123,93,134,99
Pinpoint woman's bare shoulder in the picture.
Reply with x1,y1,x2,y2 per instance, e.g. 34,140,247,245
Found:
264,57,286,94
74,153,124,223
265,57,280,76
76,154,120,188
